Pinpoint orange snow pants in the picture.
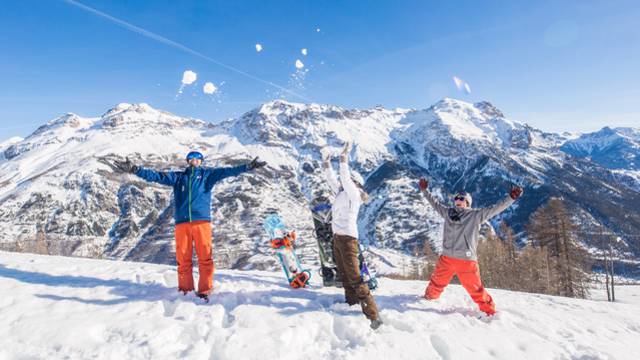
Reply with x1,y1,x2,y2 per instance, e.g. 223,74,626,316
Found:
425,255,496,315
174,221,214,295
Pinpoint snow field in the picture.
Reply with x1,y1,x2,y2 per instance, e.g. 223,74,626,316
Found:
1,251,639,360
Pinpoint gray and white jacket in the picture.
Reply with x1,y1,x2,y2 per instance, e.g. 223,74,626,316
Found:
422,189,515,261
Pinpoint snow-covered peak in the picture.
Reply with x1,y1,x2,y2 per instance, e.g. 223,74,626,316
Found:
397,98,533,159
30,113,95,136
473,100,506,119
0,136,23,149
214,99,413,172
563,126,640,155
425,98,521,145
0,136,23,162
101,102,156,119
99,103,209,135
561,126,640,170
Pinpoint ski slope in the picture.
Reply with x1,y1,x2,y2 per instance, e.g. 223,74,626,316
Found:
0,251,639,360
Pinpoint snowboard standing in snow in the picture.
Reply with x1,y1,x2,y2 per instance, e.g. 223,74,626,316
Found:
311,197,378,290
310,198,342,287
263,214,311,289
357,244,379,291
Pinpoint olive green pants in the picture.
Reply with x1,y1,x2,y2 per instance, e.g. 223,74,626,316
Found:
333,234,379,321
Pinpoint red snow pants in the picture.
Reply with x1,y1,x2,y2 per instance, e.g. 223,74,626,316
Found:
174,221,214,295
425,255,496,315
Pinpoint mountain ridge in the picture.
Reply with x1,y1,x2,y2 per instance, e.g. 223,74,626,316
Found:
1,99,639,276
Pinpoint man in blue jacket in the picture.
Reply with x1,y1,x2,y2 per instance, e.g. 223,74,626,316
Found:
112,151,266,300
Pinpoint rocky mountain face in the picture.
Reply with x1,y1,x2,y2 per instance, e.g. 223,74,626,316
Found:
1,99,639,275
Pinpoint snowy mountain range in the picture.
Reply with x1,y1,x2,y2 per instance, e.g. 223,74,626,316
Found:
1,99,639,274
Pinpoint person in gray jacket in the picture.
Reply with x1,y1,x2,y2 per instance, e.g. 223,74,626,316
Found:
418,178,523,315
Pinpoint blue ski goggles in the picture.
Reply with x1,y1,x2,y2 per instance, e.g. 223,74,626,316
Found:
186,151,204,161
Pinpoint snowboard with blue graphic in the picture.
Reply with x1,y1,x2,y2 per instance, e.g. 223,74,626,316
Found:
263,214,311,288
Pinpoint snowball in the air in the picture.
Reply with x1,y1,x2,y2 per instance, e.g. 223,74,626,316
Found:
295,59,305,69
182,70,197,85
255,43,263,52
301,48,308,56
203,82,217,94
453,76,464,90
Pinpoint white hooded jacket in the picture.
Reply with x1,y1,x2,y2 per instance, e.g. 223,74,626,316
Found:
324,161,362,238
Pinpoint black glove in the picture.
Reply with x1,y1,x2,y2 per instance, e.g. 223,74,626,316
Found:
248,157,267,170
510,185,523,200
113,157,138,174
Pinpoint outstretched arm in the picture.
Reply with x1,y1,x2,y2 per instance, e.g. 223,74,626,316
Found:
206,164,249,188
111,157,179,187
418,178,448,218
476,185,523,222
135,167,180,187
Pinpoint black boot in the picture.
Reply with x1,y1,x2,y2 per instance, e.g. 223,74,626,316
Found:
196,292,209,303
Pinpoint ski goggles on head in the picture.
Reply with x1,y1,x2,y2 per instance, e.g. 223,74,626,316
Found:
186,151,204,161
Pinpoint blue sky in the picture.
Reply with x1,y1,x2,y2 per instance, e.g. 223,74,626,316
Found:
1,0,639,141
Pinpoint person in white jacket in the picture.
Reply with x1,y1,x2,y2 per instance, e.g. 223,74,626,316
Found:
323,142,382,329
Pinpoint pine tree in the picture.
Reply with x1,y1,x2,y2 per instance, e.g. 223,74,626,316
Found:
527,198,590,298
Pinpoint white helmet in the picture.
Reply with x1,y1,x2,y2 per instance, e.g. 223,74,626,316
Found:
453,191,472,207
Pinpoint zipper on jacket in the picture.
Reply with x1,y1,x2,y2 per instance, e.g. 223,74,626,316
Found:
463,234,471,250
188,167,194,222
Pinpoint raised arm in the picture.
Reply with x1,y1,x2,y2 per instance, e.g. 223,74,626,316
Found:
476,186,523,222
338,142,361,202
476,196,515,223
418,178,449,218
338,162,361,201
322,148,340,195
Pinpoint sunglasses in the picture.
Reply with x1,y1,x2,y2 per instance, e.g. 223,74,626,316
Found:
454,196,466,202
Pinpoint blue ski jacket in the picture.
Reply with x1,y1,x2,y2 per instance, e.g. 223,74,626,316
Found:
134,164,249,224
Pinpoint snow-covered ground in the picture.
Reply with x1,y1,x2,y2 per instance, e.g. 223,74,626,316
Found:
1,251,639,360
